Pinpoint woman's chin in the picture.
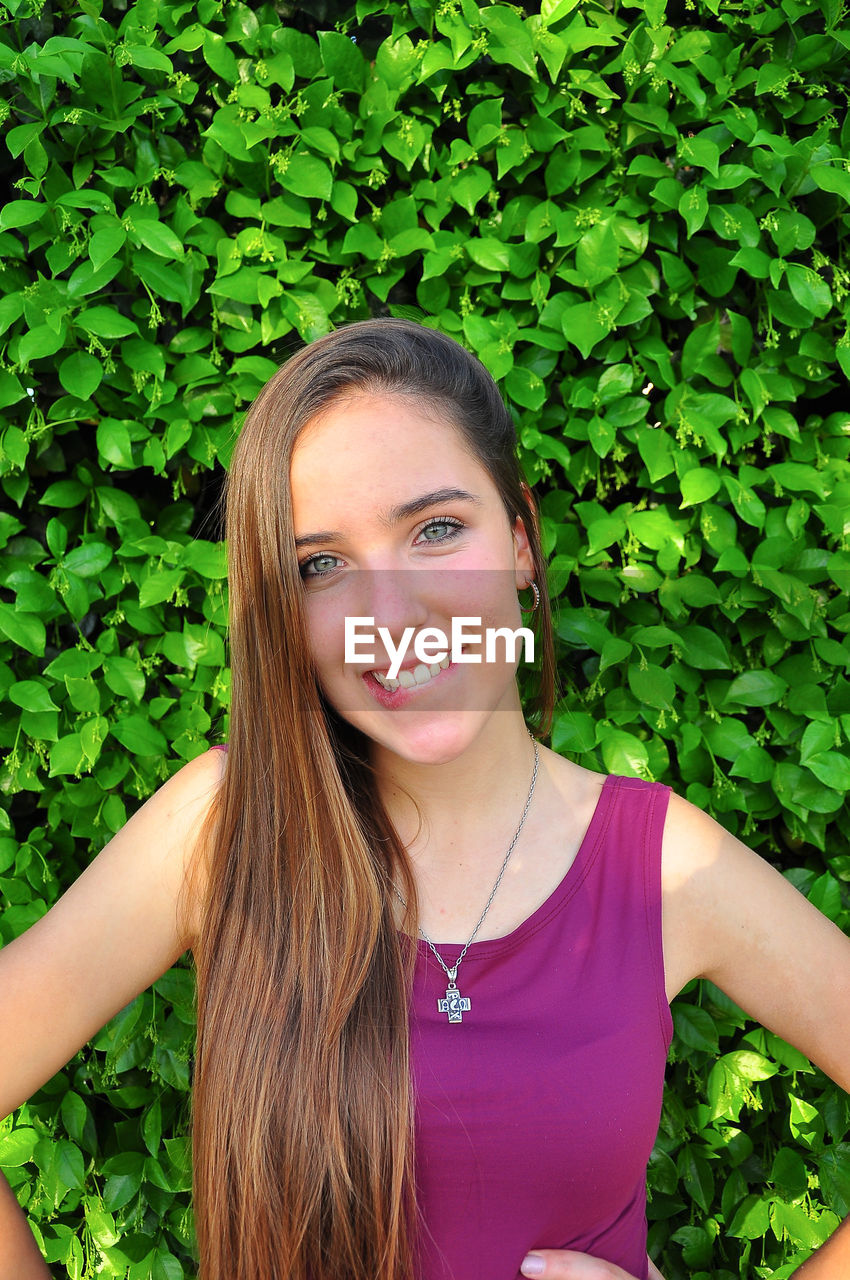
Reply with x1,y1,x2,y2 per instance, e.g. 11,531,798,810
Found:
360,714,484,767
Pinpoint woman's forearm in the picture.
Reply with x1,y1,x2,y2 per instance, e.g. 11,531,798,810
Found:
0,1170,50,1280
791,1214,850,1276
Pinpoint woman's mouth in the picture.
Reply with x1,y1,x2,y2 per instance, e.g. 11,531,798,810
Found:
371,656,450,691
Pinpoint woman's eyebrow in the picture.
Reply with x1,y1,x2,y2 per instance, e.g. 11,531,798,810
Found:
294,488,482,549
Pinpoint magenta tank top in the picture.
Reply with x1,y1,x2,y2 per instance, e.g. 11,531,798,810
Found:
410,774,672,1280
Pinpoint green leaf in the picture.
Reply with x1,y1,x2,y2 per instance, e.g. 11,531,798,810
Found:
63,540,113,578
599,728,649,777
281,152,333,202
0,200,45,230
536,29,568,81
0,1128,38,1167
182,540,227,578
0,603,46,655
541,0,581,21
375,35,418,90
551,710,596,753
680,469,721,506
102,1152,146,1211
96,419,134,468
49,733,86,775
771,1200,837,1250
9,680,60,713
678,1145,715,1213
6,121,43,159
102,655,146,702
467,237,511,272
85,1205,120,1248
575,220,618,287
505,365,546,410
679,134,720,178
805,751,850,792
77,307,139,339
810,163,850,203
674,1003,719,1052
729,1194,771,1239
587,415,616,458
58,351,103,401
724,670,788,707
679,185,709,236
88,222,127,271
130,219,185,259
0,294,24,336
467,98,503,151
819,1145,850,1213
785,264,832,318
725,1049,778,1081
452,166,492,215
318,30,366,92
112,715,168,756
18,324,66,363
139,567,185,608
203,31,238,81
126,42,172,73
771,1147,809,1201
55,1140,85,1192
729,742,774,784
482,6,538,78
628,662,677,710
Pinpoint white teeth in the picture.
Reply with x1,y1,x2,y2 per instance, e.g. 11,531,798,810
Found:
371,656,451,692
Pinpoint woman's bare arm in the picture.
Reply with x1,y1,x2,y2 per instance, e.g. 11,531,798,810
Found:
0,748,221,1270
0,748,220,1119
661,791,850,1276
661,791,850,1092
0,1169,50,1280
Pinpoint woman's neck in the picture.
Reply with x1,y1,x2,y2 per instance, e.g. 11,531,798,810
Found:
371,713,540,870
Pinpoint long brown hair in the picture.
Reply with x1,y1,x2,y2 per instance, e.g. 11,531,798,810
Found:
189,319,555,1279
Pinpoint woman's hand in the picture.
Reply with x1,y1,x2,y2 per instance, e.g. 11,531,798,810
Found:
520,1250,665,1279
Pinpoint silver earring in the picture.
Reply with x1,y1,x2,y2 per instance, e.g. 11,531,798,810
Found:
520,580,540,613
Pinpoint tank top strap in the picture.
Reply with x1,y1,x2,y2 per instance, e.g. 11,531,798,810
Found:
600,774,673,1053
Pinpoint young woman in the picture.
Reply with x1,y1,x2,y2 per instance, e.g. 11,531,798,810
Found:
2,319,850,1280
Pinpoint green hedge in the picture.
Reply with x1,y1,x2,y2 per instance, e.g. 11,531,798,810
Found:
1,0,849,1276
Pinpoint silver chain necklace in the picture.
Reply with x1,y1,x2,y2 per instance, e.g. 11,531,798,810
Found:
392,732,540,1024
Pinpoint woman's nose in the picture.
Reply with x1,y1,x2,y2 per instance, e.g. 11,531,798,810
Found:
357,567,431,644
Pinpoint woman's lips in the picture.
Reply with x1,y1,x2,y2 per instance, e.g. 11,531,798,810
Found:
362,659,458,708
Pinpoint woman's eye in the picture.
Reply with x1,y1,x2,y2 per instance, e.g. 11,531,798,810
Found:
417,518,465,543
300,553,341,579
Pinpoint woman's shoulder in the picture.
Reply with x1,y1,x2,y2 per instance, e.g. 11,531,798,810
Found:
164,747,227,947
541,745,607,797
100,746,227,954
541,747,666,822
544,747,713,874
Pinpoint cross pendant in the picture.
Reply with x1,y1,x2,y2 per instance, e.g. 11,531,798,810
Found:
437,980,471,1024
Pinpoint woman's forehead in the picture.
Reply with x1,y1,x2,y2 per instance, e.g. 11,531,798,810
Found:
289,395,496,527
293,389,458,445
292,395,481,479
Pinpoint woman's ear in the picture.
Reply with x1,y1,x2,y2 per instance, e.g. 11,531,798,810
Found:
513,527,534,583
512,483,538,583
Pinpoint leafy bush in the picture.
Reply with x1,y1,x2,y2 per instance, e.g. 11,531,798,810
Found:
1,0,849,1276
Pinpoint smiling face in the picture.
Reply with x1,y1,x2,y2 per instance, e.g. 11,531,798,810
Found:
289,392,535,765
